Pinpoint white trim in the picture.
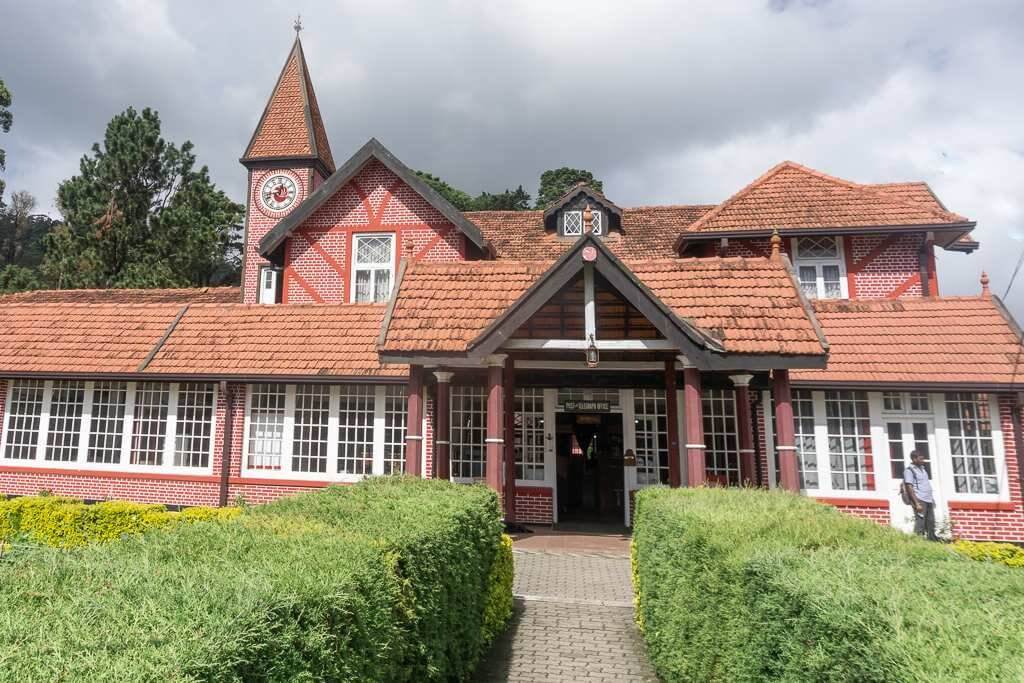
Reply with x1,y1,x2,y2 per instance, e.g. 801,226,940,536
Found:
350,233,396,304
763,389,777,489
513,360,664,371
790,236,848,300
76,380,94,464
503,339,678,351
684,443,707,449
583,262,596,339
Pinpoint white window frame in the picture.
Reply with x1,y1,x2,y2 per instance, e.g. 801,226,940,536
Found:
702,388,740,486
940,392,1008,501
514,387,546,484
450,385,488,483
791,236,848,300
0,380,216,475
350,233,396,304
240,383,405,482
258,266,279,305
562,210,583,236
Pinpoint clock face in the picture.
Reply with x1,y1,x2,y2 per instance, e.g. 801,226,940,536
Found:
260,174,298,212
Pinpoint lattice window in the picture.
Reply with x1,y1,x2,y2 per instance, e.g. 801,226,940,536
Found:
451,386,487,479
794,237,844,300
45,380,86,462
824,390,871,490
796,236,839,259
383,386,407,475
634,389,668,486
130,383,170,466
293,384,330,473
702,388,739,486
792,389,818,489
591,210,603,235
88,381,127,464
3,379,45,460
946,393,998,494
173,383,215,468
515,388,545,481
247,384,287,470
563,210,583,236
352,234,395,303
337,385,375,475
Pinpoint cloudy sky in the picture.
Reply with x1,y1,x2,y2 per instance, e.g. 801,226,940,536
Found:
1,0,1022,314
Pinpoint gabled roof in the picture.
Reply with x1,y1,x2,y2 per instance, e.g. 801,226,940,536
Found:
241,37,335,176
379,234,827,369
793,296,1023,389
258,138,489,258
678,161,974,247
542,183,622,219
0,287,239,305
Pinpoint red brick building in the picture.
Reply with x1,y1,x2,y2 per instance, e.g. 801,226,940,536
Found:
2,37,1022,540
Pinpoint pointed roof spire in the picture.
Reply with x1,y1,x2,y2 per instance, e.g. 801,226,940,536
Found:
241,30,335,175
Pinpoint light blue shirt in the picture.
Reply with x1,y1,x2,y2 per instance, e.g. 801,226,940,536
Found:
904,464,934,504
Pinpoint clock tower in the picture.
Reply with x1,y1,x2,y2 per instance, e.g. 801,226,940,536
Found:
239,33,335,304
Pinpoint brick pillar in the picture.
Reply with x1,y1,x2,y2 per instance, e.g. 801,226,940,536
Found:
405,365,423,477
683,367,706,487
665,360,682,488
433,370,452,480
773,369,799,492
485,356,506,496
730,374,756,487
503,359,517,521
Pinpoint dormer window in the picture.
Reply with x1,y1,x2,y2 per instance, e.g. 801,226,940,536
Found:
560,209,603,237
792,236,847,299
544,184,620,238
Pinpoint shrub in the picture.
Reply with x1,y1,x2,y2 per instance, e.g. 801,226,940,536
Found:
0,495,238,549
953,539,1024,568
632,487,1024,682
482,534,514,646
0,477,505,682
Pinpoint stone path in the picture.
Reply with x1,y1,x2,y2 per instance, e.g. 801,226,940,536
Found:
474,531,658,682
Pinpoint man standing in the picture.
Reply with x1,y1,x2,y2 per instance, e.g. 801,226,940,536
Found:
903,450,938,541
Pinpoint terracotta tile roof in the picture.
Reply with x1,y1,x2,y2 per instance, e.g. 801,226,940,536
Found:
466,205,713,261
0,304,183,373
0,287,239,304
147,304,401,377
381,261,552,353
626,257,825,355
683,161,970,235
793,297,1023,387
242,37,334,173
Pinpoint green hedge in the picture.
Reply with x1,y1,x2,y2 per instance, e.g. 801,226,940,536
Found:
0,477,507,681
953,539,1024,568
632,487,1024,682
0,495,240,548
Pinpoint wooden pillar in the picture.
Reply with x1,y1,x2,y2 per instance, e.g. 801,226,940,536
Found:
665,360,682,488
485,356,506,496
683,367,706,487
773,369,799,492
503,359,517,521
405,365,423,477
730,374,756,487
433,370,453,480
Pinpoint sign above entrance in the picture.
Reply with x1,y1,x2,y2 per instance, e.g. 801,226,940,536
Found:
562,400,611,413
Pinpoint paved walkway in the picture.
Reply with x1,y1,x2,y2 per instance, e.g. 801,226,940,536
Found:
474,529,658,682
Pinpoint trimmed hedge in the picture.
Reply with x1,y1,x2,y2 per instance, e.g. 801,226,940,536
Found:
483,534,515,645
953,539,1024,568
0,495,240,548
0,477,508,681
633,487,1024,682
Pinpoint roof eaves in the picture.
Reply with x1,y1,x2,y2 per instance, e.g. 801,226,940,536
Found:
678,221,976,246
541,184,622,219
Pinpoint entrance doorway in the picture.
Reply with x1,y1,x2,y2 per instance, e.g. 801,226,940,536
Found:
555,411,625,523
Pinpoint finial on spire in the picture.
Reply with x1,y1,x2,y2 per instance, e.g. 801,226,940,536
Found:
583,204,593,235
293,14,303,35
770,228,782,261
981,271,990,299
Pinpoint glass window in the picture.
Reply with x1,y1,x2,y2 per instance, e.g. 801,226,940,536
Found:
451,386,487,479
563,210,583,236
247,384,287,470
3,380,46,460
337,385,375,475
173,383,215,468
909,393,931,412
382,386,407,475
591,210,603,235
702,388,739,486
352,234,395,303
130,383,170,466
794,237,845,300
824,390,871,490
292,384,330,473
45,380,86,462
515,388,545,481
882,392,903,412
259,267,279,305
634,389,668,486
88,381,127,464
792,389,818,489
946,393,998,494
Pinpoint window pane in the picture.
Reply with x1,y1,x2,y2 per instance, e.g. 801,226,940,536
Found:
563,211,583,235
798,266,818,299
355,236,393,265
825,390,870,490
45,380,86,462
452,386,487,479
354,270,372,303
174,383,215,468
88,381,127,464
703,388,739,486
883,392,902,412
337,385,375,475
591,211,603,235
822,265,842,298
793,389,818,489
373,268,391,303
293,384,330,473
383,386,407,475
131,383,170,466
946,393,998,494
515,388,545,481
635,389,668,486
797,236,838,258
248,384,286,470
4,380,46,460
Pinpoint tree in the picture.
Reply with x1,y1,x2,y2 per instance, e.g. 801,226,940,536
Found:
535,167,603,209
0,79,12,203
471,185,532,211
42,107,244,289
0,264,41,293
0,190,57,268
416,170,473,211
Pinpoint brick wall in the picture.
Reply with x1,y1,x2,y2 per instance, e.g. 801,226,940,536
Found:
516,487,554,525
828,502,891,525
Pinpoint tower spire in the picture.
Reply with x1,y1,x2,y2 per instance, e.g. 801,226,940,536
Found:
293,14,302,35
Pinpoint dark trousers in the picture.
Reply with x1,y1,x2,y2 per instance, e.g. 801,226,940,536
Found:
914,502,937,541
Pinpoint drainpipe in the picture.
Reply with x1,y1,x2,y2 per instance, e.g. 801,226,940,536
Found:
218,381,233,507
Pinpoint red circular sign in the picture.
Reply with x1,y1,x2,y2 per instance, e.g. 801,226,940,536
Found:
582,246,598,262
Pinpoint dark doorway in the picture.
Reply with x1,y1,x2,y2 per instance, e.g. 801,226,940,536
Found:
556,412,624,523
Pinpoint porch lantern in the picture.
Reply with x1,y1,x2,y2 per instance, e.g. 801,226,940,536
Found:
586,334,599,368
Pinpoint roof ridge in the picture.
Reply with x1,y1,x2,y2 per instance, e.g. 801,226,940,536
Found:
685,161,795,232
